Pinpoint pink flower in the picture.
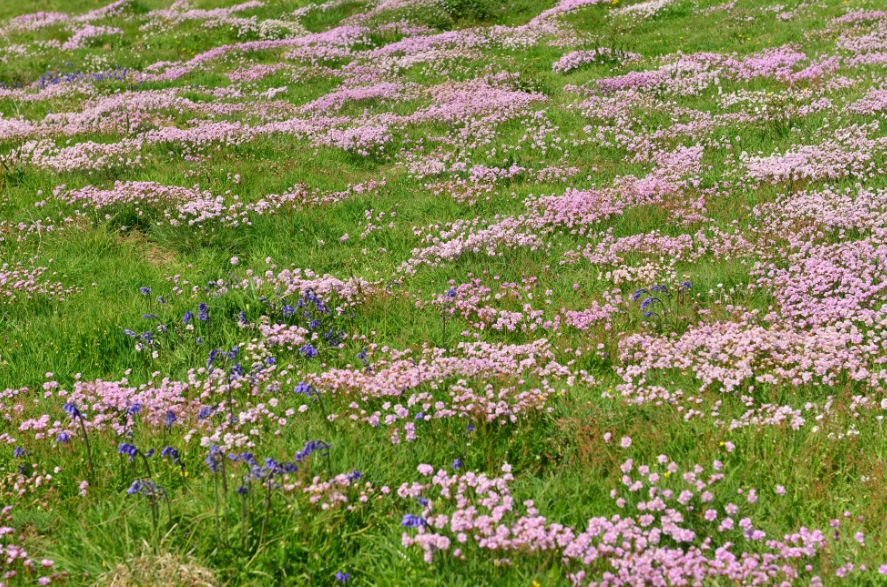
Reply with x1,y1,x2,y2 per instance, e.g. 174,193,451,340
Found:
775,485,786,496
230,257,239,265
417,464,434,476
620,436,632,448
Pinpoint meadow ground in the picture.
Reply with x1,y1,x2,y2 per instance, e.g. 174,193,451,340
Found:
2,0,887,585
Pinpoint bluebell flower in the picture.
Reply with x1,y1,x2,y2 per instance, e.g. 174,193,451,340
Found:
183,311,194,324
197,302,209,321
452,459,462,470
681,280,692,290
237,485,249,495
238,311,247,325
205,445,223,472
118,443,138,461
467,423,475,433
401,514,426,527
282,304,295,318
160,446,181,464
13,447,25,458
229,363,244,379
446,288,457,299
335,571,351,584
417,497,429,507
295,440,330,462
347,470,362,482
415,412,425,421
632,289,646,301
123,329,137,337
56,432,70,444
156,296,166,305
139,287,152,296
63,402,82,419
144,448,156,458
198,406,213,420
299,343,318,359
265,356,276,366
163,411,177,428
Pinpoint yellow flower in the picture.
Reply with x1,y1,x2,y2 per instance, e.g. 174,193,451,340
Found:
533,582,541,587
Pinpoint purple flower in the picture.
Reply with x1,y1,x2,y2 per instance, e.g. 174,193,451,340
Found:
139,287,151,296
299,343,318,359
63,402,82,419
335,571,351,584
160,446,181,464
183,311,194,324
118,442,138,461
401,514,426,527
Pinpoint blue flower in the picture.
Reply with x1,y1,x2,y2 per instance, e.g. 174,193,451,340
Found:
401,514,426,528
183,311,194,324
632,289,646,301
160,446,181,465
237,485,249,495
335,571,351,584
347,470,362,481
452,459,463,470
295,440,330,462
163,411,177,428
446,288,457,299
63,402,82,419
265,356,276,366
13,447,25,458
197,302,209,321
282,304,295,318
229,363,244,379
205,445,223,472
417,497,429,507
123,329,137,338
299,343,318,359
127,403,142,416
56,432,70,444
415,412,425,421
118,443,139,461
197,406,213,420
681,280,692,290
139,287,152,296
